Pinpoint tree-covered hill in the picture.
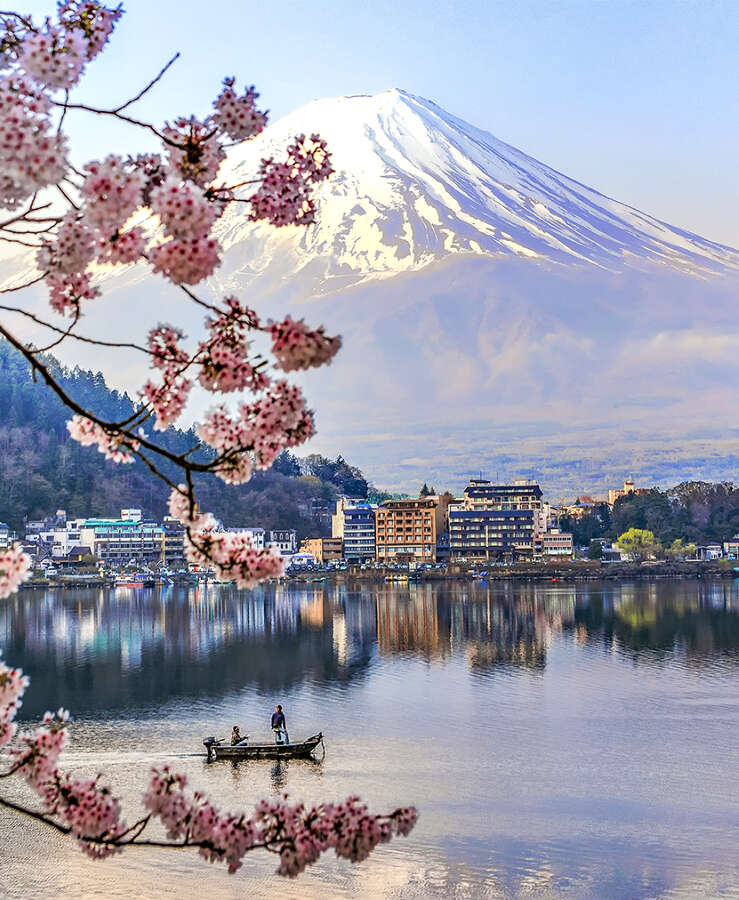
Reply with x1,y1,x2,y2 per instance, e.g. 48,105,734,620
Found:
560,483,739,547
0,340,367,536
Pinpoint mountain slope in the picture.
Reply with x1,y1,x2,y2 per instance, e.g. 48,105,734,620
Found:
213,89,739,293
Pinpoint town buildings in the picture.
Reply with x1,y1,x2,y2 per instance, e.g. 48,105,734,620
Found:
724,535,739,559
299,537,343,564
375,498,437,563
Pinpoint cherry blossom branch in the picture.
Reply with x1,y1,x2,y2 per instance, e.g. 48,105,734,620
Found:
113,52,180,113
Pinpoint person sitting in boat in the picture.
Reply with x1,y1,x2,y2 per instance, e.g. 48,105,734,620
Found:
271,705,289,745
231,725,248,746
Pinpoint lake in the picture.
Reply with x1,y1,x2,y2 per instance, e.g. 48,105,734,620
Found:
1,578,738,899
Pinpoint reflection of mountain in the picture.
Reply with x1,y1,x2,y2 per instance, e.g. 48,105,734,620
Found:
3,580,738,718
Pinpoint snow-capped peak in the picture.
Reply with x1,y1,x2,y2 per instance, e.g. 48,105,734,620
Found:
213,88,739,292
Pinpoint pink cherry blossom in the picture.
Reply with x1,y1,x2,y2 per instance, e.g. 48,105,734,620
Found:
96,225,145,265
67,415,138,462
11,710,68,792
269,316,341,372
47,271,100,315
50,774,126,858
18,25,88,90
0,73,68,208
0,544,31,600
81,154,145,233
198,297,267,394
37,214,96,276
141,376,192,430
150,176,217,240
212,78,267,142
149,235,221,285
249,134,332,227
162,116,225,187
58,1,123,60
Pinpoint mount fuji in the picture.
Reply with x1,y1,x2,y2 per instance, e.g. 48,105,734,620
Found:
5,89,739,494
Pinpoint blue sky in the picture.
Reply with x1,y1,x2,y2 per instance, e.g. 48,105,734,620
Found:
23,0,739,247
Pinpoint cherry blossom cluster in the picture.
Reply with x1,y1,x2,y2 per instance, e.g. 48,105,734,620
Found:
4,4,336,594
11,708,69,792
67,414,139,462
141,325,192,430
0,543,31,601
142,766,418,876
197,298,267,394
48,773,126,858
81,155,145,231
0,652,29,746
167,485,284,585
250,134,334,227
212,78,267,142
0,72,68,208
195,380,313,480
270,316,342,372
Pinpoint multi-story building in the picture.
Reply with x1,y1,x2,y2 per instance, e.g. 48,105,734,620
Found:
79,510,165,564
162,516,186,567
449,508,535,560
268,529,297,555
535,529,574,558
448,479,543,560
0,522,10,549
375,498,436,563
343,505,376,562
332,499,376,562
299,537,343,564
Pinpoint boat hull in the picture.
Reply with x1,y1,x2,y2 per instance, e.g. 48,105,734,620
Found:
203,733,323,761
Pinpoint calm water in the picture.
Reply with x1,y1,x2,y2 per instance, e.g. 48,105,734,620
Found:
1,579,738,899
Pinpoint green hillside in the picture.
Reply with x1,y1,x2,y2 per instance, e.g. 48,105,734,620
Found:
0,340,367,536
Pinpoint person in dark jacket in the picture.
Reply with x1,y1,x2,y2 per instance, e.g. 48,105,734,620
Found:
271,705,289,744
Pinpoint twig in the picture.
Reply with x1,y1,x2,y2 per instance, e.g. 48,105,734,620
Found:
114,53,180,113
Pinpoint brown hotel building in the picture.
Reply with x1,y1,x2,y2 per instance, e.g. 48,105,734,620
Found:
375,498,437,563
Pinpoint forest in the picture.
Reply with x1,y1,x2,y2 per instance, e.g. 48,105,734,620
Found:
559,484,739,547
0,340,369,536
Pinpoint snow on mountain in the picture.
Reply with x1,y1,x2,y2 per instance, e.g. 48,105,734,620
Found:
213,88,739,293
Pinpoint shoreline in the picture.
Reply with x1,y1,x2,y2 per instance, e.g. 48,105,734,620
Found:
14,560,739,591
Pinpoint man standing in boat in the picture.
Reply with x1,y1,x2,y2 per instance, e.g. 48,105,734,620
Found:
271,705,289,745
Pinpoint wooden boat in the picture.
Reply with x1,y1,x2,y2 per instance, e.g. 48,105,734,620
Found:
203,732,323,762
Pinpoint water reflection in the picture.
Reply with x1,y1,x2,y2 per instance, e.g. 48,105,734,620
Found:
1,578,738,718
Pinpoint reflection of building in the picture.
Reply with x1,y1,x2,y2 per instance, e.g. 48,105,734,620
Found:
375,588,444,657
375,499,436,563
299,537,343,563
